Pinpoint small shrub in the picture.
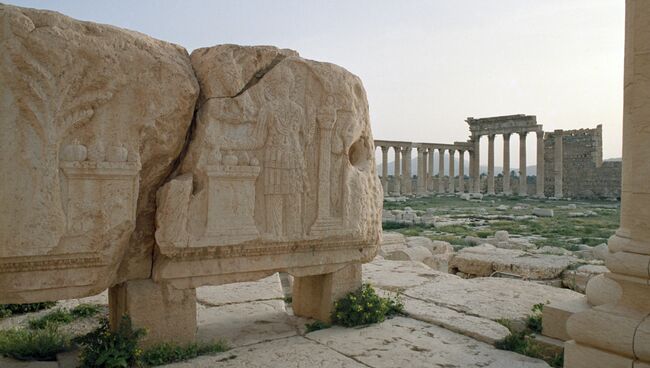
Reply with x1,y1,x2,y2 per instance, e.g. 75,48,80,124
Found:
70,304,102,318
305,321,330,332
0,326,72,361
476,230,492,238
0,302,56,318
331,284,403,327
141,341,228,366
382,221,409,230
28,304,102,330
77,316,145,368
527,302,547,334
28,309,74,330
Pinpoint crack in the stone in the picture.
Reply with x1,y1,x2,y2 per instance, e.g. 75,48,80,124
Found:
196,297,283,308
196,53,289,110
303,334,375,368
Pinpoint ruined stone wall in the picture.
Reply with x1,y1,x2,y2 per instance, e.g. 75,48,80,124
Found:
544,125,621,199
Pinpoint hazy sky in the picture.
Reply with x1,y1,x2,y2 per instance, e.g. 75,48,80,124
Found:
7,0,625,167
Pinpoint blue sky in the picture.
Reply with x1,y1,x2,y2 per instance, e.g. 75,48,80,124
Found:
6,0,625,166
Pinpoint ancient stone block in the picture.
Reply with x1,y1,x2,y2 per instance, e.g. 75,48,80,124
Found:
0,4,199,303
153,45,382,289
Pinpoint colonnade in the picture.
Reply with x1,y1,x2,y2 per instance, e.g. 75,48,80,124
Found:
374,141,474,196
467,129,545,197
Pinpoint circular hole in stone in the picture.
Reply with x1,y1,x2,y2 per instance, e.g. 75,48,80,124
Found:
348,138,370,170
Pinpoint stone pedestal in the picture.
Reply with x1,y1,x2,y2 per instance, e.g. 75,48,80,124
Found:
109,279,197,347
292,263,361,322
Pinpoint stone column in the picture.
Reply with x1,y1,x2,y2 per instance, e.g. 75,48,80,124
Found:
458,150,465,193
393,146,401,195
381,146,389,195
109,280,197,346
519,132,527,196
293,264,361,323
503,133,511,195
428,147,434,191
565,2,650,366
468,150,474,192
553,132,563,198
487,134,495,195
448,149,456,193
473,137,481,193
438,148,446,193
535,131,545,197
417,147,426,194
402,146,412,195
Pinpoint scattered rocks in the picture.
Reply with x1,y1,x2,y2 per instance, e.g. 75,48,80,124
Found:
532,208,554,217
385,246,432,262
450,244,580,280
561,265,609,293
593,243,609,261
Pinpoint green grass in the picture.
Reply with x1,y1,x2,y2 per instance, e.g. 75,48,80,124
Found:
0,302,56,318
0,326,72,361
382,195,619,253
305,321,331,332
28,304,102,329
141,341,228,366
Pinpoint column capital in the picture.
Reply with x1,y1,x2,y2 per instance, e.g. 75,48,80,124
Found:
536,130,544,138
503,132,511,140
380,145,389,152
519,131,528,139
488,133,496,140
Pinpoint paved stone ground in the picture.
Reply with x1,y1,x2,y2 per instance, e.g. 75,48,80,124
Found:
2,259,564,367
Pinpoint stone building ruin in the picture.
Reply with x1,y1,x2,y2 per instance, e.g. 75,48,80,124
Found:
375,115,621,199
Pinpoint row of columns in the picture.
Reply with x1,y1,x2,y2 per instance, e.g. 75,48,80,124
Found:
469,130,545,196
377,145,471,196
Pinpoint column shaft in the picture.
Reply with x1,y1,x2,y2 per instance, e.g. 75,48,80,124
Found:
438,149,445,193
448,149,455,193
503,134,511,194
554,133,563,198
458,150,465,192
536,131,545,197
381,146,388,195
393,147,401,195
487,135,495,195
473,137,481,193
428,148,434,191
519,133,527,196
417,147,425,194
402,147,412,195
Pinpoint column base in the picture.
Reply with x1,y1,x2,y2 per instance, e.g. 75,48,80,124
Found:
292,263,361,323
109,279,197,347
564,341,640,368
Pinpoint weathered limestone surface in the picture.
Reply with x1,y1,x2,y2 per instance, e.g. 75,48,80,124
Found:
0,4,199,302
307,317,550,368
450,244,580,280
154,45,382,289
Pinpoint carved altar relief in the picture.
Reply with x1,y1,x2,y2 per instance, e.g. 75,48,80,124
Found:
154,46,383,280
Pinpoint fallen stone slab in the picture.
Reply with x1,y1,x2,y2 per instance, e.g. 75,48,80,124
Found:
385,246,432,262
307,317,550,368
196,299,305,348
450,244,581,280
402,297,510,345
162,336,366,367
379,232,407,256
406,276,582,331
363,259,457,292
196,274,284,306
561,265,609,293
532,208,554,217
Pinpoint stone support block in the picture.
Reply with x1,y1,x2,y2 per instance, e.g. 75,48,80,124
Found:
292,263,361,323
109,279,197,347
